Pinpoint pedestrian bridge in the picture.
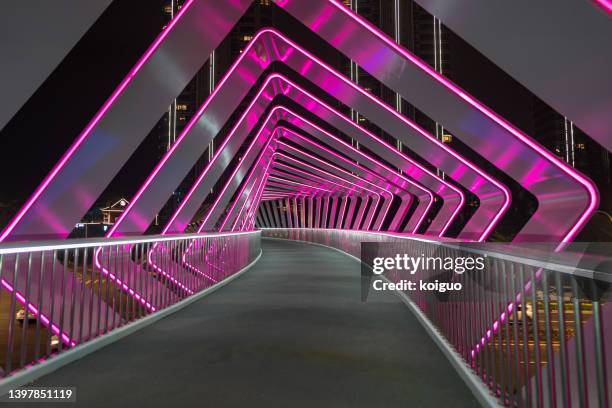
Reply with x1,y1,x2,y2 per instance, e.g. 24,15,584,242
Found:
0,0,610,406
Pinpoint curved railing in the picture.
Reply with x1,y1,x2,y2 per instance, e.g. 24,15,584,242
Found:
262,228,611,407
0,231,261,379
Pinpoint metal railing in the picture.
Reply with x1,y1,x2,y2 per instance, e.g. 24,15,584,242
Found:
262,228,611,408
0,231,261,378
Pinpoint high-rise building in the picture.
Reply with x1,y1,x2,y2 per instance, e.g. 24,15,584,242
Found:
533,96,612,206
161,0,209,155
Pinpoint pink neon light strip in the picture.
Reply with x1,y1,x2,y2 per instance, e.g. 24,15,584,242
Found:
274,154,391,207
161,76,281,235
230,174,264,231
270,166,383,226
213,131,384,234
192,100,429,236
275,126,434,232
271,152,391,228
215,112,417,235
267,176,334,193
257,31,504,239
0,0,196,242
0,279,75,346
272,107,434,233
114,29,496,243
594,0,612,13
246,177,271,229
236,173,270,231
219,150,276,231
276,135,414,229
108,30,275,239
92,249,155,311
231,158,277,231
324,4,596,243
224,134,395,232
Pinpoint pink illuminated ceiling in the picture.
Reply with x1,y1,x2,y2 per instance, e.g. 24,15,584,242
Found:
1,0,598,247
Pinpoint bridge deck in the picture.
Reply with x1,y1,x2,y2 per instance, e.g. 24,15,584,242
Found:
28,239,478,407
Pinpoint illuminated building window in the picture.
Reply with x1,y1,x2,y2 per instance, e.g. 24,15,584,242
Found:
358,117,366,122
442,134,453,143
260,0,271,5
242,35,253,42
176,104,188,111
178,115,187,121
163,5,172,14
575,143,585,150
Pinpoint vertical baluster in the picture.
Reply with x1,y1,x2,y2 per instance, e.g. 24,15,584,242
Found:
34,252,45,362
486,257,495,390
509,264,524,407
46,251,57,357
112,245,119,330
135,244,142,319
530,268,543,407
542,270,556,407
6,254,20,374
144,242,151,316
87,247,94,341
118,245,125,326
518,265,532,407
475,259,484,378
570,277,587,407
96,247,103,337
130,245,136,321
19,253,33,368
153,243,161,310
591,279,609,408
58,249,68,353
69,249,78,342
494,258,504,399
502,261,513,406
554,272,569,408
163,241,169,308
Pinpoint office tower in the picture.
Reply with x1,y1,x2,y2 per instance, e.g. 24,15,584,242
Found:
533,96,612,214
161,0,209,155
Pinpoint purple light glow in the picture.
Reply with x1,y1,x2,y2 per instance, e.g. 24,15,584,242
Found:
594,0,612,13
323,3,597,244
0,0,196,242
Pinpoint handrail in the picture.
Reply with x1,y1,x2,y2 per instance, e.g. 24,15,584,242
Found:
0,230,261,378
260,228,612,282
0,230,260,254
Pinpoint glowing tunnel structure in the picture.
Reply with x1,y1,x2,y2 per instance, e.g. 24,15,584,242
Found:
0,0,600,373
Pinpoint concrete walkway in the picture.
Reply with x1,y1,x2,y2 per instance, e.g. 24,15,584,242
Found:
25,239,479,407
